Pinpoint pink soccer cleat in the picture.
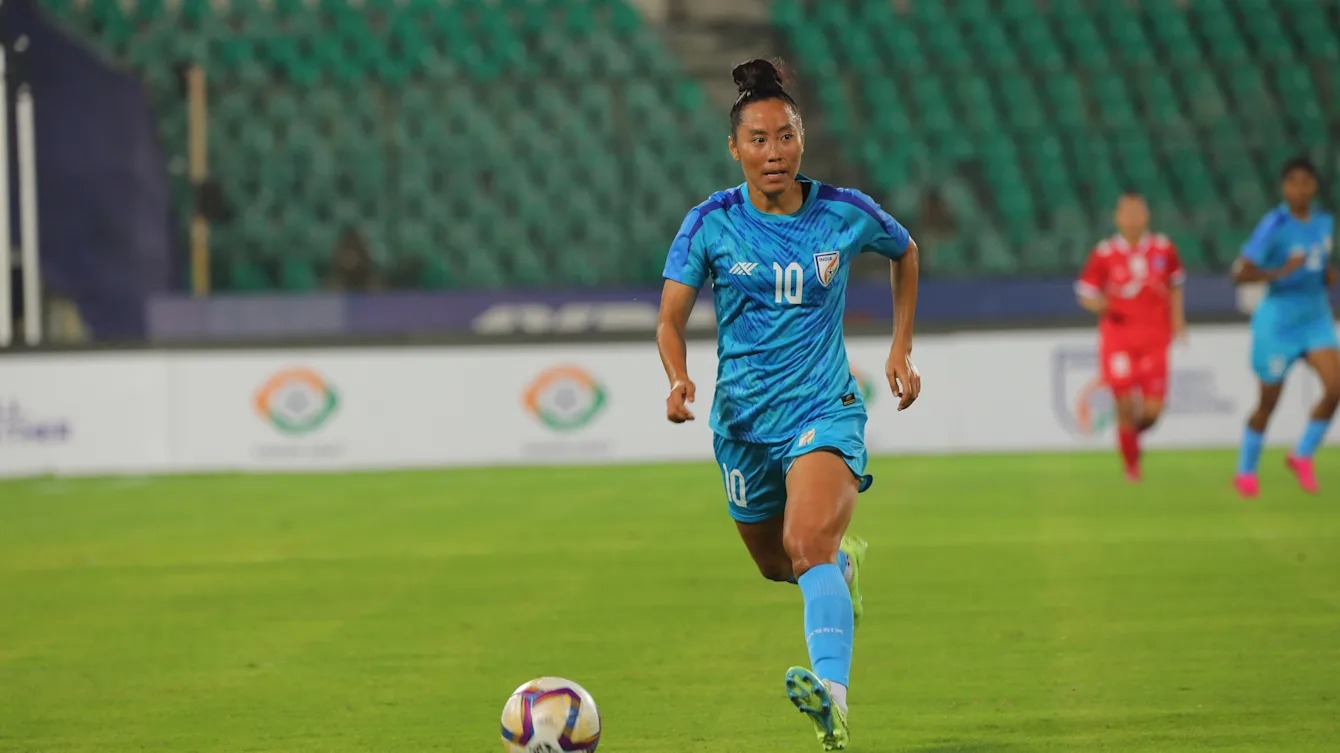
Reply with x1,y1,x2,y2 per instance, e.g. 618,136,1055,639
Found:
1234,472,1259,499
1286,455,1320,494
1125,466,1141,483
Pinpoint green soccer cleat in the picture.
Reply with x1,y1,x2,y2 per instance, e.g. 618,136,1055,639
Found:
785,666,850,751
840,534,868,629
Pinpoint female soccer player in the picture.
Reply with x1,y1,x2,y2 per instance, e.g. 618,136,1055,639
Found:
1074,191,1187,481
655,59,921,751
1231,156,1339,497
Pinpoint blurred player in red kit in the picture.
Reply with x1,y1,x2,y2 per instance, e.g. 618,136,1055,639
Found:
1075,191,1188,481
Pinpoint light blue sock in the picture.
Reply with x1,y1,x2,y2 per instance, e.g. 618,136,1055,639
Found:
788,550,846,586
798,563,853,687
1295,418,1331,458
1238,427,1265,475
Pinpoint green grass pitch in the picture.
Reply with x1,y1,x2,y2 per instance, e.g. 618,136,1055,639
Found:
2,449,1338,752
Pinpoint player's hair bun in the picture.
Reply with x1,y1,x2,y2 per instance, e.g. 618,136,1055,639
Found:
727,57,800,134
732,58,786,96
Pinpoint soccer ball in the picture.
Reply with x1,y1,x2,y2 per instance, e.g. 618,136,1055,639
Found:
499,676,601,752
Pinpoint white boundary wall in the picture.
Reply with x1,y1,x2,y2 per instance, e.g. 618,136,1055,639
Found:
0,324,1332,478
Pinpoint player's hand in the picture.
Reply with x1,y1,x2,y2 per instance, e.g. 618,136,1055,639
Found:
1277,253,1307,278
666,379,696,423
886,347,921,411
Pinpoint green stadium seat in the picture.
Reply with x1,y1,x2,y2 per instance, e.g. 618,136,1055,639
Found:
920,21,973,71
1143,5,1204,66
1089,72,1139,129
1237,5,1296,62
1174,235,1209,268
966,20,1018,70
998,74,1045,130
1093,2,1154,67
1193,3,1250,62
974,229,1020,275
1282,0,1340,61
1224,65,1277,122
1176,67,1230,121
909,76,956,134
1043,75,1088,131
1052,5,1110,69
1012,13,1065,72
956,77,999,132
1138,76,1186,127
939,179,985,229
925,236,971,277
227,256,273,292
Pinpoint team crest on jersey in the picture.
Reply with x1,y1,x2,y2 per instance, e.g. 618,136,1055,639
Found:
814,252,840,287
1151,256,1166,273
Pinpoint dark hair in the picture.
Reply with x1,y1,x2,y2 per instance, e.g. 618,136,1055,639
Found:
1119,187,1144,199
729,58,800,135
1280,155,1317,180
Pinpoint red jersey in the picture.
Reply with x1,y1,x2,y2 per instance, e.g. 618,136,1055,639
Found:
1075,233,1185,349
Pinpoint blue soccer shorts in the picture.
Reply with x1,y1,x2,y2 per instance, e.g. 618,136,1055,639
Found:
711,411,873,524
1251,317,1340,384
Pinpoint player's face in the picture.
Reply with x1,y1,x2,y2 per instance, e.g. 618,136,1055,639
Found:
1114,195,1149,239
1282,168,1317,210
728,99,804,199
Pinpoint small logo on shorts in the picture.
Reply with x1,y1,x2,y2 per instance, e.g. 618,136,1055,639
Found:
1268,356,1287,379
798,427,816,447
841,393,857,406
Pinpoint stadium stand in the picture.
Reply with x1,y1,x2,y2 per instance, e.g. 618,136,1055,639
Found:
772,0,1339,276
40,0,737,291
36,0,1340,289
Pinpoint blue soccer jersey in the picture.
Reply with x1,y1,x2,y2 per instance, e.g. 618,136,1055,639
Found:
1242,203,1336,330
662,176,911,444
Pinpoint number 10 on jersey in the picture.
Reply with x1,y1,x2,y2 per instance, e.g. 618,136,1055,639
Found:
774,262,803,304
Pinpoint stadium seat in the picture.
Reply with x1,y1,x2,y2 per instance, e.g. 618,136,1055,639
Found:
1012,13,1065,72
1141,4,1204,66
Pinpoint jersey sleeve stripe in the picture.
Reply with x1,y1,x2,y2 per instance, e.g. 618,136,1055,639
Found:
664,189,742,284
816,185,899,237
684,189,743,243
1243,211,1288,254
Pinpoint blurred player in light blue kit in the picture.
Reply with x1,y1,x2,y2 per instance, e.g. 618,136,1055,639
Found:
655,59,922,751
1232,156,1339,497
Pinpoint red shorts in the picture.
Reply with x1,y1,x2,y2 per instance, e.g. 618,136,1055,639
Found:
1100,341,1169,399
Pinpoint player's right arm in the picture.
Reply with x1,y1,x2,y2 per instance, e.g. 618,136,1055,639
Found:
1075,246,1109,317
657,280,698,423
1232,211,1305,283
658,206,710,424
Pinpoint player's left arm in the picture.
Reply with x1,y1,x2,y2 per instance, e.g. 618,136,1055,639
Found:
850,189,922,411
1167,242,1188,342
888,240,922,411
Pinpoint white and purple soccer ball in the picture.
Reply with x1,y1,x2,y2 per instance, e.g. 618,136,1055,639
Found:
500,676,601,753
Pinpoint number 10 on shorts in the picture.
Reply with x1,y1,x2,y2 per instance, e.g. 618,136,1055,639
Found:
721,464,749,507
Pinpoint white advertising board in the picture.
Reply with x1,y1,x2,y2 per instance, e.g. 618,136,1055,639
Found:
0,323,1333,479
0,353,171,477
